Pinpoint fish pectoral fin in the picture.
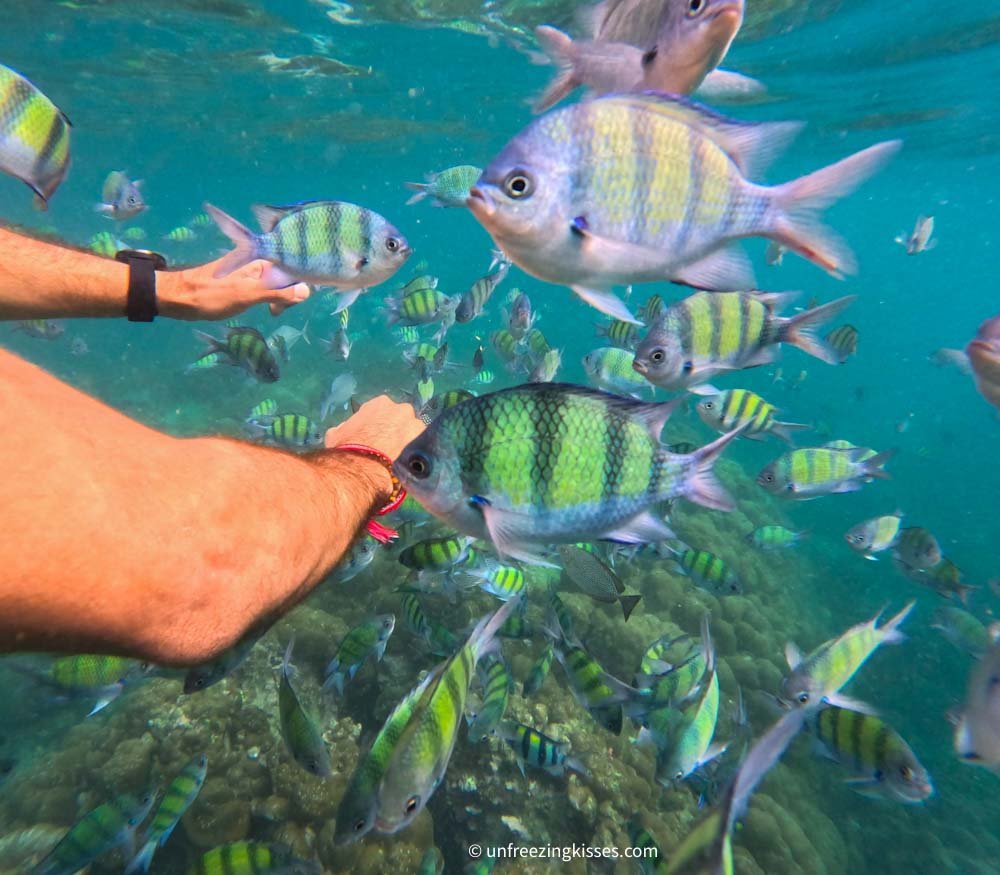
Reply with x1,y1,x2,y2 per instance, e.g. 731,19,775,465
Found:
823,692,879,715
672,245,754,292
261,264,302,290
471,497,556,566
602,511,675,546
331,289,363,313
570,285,642,325
784,642,802,670
686,383,721,396
699,741,729,768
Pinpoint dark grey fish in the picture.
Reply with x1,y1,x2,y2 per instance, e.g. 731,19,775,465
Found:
557,544,642,621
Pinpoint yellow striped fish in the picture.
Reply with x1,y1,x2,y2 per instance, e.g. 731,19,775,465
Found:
0,63,71,208
696,389,809,445
470,92,898,323
634,291,855,391
757,444,896,499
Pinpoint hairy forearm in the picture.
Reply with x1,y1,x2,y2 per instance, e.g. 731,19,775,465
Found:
0,225,133,318
0,350,387,664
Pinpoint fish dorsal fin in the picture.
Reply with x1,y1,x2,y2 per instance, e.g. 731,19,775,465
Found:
605,91,804,177
252,204,295,232
785,642,803,669
629,395,685,440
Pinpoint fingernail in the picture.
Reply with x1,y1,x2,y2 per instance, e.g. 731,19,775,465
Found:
294,284,311,301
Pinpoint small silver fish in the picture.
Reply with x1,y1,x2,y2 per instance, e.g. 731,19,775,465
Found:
95,170,146,221
895,215,935,255
320,373,358,419
955,625,1000,774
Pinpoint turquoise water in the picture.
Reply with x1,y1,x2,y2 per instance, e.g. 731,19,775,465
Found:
2,0,1000,872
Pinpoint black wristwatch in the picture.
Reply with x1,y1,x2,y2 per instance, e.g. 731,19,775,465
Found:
115,249,167,322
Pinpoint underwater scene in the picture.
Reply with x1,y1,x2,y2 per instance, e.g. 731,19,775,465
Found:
2,0,1000,872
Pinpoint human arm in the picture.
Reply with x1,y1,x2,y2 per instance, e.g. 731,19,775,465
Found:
0,349,424,665
0,225,310,320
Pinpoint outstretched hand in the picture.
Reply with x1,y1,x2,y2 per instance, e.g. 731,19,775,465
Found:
158,257,312,320
324,395,426,462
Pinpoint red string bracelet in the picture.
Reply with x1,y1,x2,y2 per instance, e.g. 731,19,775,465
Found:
335,443,408,544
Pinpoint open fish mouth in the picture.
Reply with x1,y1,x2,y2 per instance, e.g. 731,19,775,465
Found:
632,358,648,375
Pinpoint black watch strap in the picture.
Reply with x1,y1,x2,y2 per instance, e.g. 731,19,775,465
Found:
115,249,167,322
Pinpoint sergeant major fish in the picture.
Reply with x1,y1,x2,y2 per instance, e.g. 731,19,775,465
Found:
780,602,914,711
278,640,331,777
469,92,898,323
334,597,522,842
206,200,411,312
0,63,71,208
757,445,896,499
697,389,809,445
125,754,208,874
405,165,482,208
189,326,280,382
95,170,146,221
394,383,740,565
323,615,395,696
844,511,904,559
634,291,855,392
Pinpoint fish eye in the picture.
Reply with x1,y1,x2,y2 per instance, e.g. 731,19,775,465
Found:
687,0,706,14
503,171,533,199
797,692,810,704
674,770,684,780
353,818,367,832
899,765,913,780
405,795,420,815
650,349,665,363
704,401,714,409
386,237,400,252
763,474,774,483
406,453,432,479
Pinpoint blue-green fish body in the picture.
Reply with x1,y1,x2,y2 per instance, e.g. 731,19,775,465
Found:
808,705,932,803
323,615,395,695
186,841,318,875
394,383,738,565
386,287,458,327
635,291,855,391
418,847,445,875
781,602,914,710
845,511,904,559
697,389,809,445
335,598,521,841
470,563,527,602
931,606,991,656
247,412,323,448
664,543,743,596
655,651,723,785
206,200,411,300
183,622,268,693
0,63,71,208
278,641,331,777
126,755,208,874
190,326,280,382
746,524,808,550
37,793,155,875
469,91,898,322
758,445,895,499
555,639,639,734
405,164,482,208
467,655,512,740
331,536,378,583
456,261,509,323
523,644,555,695
596,318,638,350
89,230,122,257
247,398,279,421
582,347,650,398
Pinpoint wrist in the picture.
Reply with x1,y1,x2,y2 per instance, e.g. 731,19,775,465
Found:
312,449,394,512
155,270,194,320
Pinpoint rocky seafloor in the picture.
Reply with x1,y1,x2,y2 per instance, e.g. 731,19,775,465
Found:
2,432,1000,875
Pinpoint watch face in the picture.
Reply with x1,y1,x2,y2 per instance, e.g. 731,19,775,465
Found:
115,249,167,270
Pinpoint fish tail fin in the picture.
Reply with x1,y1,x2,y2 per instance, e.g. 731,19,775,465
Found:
619,594,642,622
700,614,715,673
533,26,580,113
956,584,979,607
861,448,897,480
768,140,901,277
771,420,812,446
203,203,259,277
282,637,296,679
879,600,915,646
404,182,428,205
124,841,157,875
781,295,857,364
669,426,744,511
469,596,523,664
